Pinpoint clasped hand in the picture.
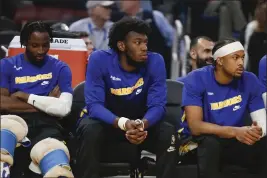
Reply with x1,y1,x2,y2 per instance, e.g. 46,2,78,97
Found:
125,120,147,145
235,121,262,145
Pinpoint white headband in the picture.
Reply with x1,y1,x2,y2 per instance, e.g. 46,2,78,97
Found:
213,41,244,60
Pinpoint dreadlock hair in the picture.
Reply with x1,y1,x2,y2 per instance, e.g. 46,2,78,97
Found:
108,17,151,52
20,21,53,47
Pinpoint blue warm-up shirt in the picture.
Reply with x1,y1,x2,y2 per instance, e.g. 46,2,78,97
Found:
82,49,167,126
0,53,73,95
258,55,267,93
180,65,265,136
177,76,186,84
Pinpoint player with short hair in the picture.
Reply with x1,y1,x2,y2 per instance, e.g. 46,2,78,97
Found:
180,39,267,178
75,17,177,178
0,21,73,178
178,36,214,82
189,36,214,70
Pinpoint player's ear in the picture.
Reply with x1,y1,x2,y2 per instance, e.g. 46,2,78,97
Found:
217,57,223,66
117,41,125,52
190,49,197,60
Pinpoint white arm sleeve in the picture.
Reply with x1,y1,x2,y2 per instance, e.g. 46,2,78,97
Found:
250,108,267,137
27,92,73,118
263,92,267,108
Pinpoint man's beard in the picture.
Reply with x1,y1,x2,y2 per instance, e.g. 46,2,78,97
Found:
25,49,46,67
196,56,213,68
125,52,146,69
223,67,243,81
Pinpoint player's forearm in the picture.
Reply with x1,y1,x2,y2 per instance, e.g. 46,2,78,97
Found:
88,104,118,125
0,95,37,113
27,93,72,117
189,120,237,139
143,106,165,129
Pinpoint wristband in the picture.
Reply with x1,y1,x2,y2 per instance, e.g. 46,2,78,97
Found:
118,117,129,131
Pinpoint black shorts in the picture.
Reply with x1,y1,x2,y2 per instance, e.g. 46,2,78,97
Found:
7,112,65,178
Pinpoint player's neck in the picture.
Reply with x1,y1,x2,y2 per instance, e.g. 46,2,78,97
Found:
214,69,233,85
191,60,197,70
24,53,29,62
119,54,136,72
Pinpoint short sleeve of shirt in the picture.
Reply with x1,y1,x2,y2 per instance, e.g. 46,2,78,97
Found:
0,59,12,90
248,73,265,113
182,71,205,107
58,65,73,94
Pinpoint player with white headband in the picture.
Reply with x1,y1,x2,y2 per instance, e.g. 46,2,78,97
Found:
179,39,267,178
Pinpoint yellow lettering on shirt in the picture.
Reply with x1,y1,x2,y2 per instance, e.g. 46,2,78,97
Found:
210,95,242,110
110,78,144,96
15,73,53,84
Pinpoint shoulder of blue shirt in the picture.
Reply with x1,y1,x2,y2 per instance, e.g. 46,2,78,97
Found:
259,55,267,66
176,66,212,83
88,49,165,66
177,65,260,87
1,54,17,64
1,53,70,68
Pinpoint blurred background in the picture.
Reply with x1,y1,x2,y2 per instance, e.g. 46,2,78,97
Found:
0,0,266,79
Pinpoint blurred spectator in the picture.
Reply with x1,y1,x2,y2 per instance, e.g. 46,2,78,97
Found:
69,1,114,50
119,0,175,78
188,36,214,72
245,0,267,75
204,0,247,40
177,36,214,82
185,1,217,40
77,31,94,58
241,0,258,21
49,21,94,58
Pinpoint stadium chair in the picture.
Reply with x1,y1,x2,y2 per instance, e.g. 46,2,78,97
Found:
63,81,140,178
139,80,189,177
165,79,184,127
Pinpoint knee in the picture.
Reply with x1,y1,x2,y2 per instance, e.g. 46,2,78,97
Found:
197,136,221,155
158,122,177,147
29,138,74,177
76,118,105,142
160,121,176,136
257,136,267,150
1,115,30,167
